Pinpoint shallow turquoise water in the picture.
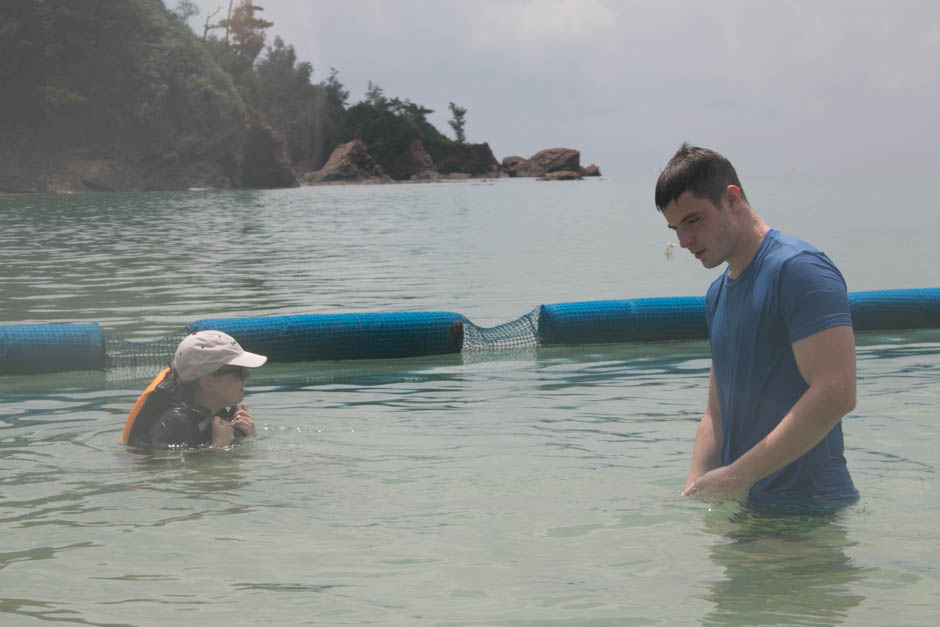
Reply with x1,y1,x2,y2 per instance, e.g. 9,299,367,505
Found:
1,178,939,625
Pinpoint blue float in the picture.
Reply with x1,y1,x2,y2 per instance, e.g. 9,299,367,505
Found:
846,288,940,331
0,323,107,374
538,296,707,345
189,312,467,362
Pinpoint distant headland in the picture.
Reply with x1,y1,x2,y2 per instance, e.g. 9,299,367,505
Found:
0,0,599,194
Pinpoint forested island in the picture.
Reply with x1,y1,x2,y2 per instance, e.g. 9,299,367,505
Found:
0,0,600,194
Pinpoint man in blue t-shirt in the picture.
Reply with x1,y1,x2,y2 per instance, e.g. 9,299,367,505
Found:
655,144,858,507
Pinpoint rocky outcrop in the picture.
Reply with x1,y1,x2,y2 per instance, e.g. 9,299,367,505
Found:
0,116,298,193
426,142,503,178
402,138,437,180
147,116,297,190
537,170,583,181
501,156,527,177
241,118,299,189
300,139,392,184
509,147,582,178
502,149,601,179
301,138,505,185
581,163,601,177
365,138,437,180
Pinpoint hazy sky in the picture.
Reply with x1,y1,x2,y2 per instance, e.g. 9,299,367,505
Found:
179,0,940,177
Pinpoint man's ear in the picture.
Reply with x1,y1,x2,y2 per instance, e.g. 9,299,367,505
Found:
723,184,742,208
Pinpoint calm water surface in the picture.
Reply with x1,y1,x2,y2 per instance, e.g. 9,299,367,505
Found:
1,177,939,625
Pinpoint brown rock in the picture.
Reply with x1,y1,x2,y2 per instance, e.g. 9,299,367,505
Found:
137,116,297,190
501,155,527,177
537,170,583,181
515,147,581,178
241,117,298,189
427,142,502,177
302,139,392,184
409,138,435,169
403,138,437,180
409,169,443,181
581,164,601,177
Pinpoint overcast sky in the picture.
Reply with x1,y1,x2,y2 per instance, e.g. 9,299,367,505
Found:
179,0,940,177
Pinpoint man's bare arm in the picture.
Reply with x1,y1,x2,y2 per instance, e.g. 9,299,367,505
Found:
685,325,856,498
684,366,723,492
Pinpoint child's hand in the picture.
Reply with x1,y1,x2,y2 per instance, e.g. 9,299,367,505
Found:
231,403,256,437
211,414,235,447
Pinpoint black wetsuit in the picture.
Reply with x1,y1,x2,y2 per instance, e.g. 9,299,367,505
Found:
127,371,236,450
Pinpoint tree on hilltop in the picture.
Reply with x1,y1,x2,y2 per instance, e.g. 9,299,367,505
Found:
201,1,273,107
219,1,273,65
322,68,350,109
448,102,467,143
170,0,199,23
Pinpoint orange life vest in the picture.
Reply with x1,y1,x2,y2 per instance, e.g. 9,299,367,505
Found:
120,368,171,444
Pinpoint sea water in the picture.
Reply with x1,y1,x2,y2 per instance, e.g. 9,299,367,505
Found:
1,176,939,625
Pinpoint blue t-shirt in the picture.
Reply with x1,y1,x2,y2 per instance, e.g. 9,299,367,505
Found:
705,229,858,506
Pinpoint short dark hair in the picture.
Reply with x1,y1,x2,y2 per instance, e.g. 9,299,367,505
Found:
654,143,747,212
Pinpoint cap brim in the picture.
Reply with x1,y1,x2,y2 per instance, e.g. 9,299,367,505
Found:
227,351,268,368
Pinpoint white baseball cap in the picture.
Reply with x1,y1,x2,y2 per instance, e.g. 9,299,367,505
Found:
172,330,267,383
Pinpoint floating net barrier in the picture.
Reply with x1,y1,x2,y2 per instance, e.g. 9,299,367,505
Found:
1,288,939,376
462,308,540,352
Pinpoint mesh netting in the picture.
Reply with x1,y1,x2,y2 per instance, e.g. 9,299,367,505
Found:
462,307,540,351
102,329,188,374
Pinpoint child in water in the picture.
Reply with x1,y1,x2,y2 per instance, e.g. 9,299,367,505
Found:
122,330,266,450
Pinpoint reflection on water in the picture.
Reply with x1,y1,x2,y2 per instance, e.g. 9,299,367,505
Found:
124,447,255,495
701,505,870,626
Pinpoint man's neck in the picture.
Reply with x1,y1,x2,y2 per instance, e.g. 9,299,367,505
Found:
727,214,770,279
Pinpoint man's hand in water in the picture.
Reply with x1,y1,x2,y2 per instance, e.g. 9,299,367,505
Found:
683,465,752,500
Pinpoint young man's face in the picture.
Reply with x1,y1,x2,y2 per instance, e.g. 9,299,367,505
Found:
661,191,734,269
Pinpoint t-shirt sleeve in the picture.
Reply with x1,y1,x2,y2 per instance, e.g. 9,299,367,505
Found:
779,252,852,343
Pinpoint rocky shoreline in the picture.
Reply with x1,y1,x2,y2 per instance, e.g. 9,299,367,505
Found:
0,116,298,195
299,141,601,187
0,123,601,194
